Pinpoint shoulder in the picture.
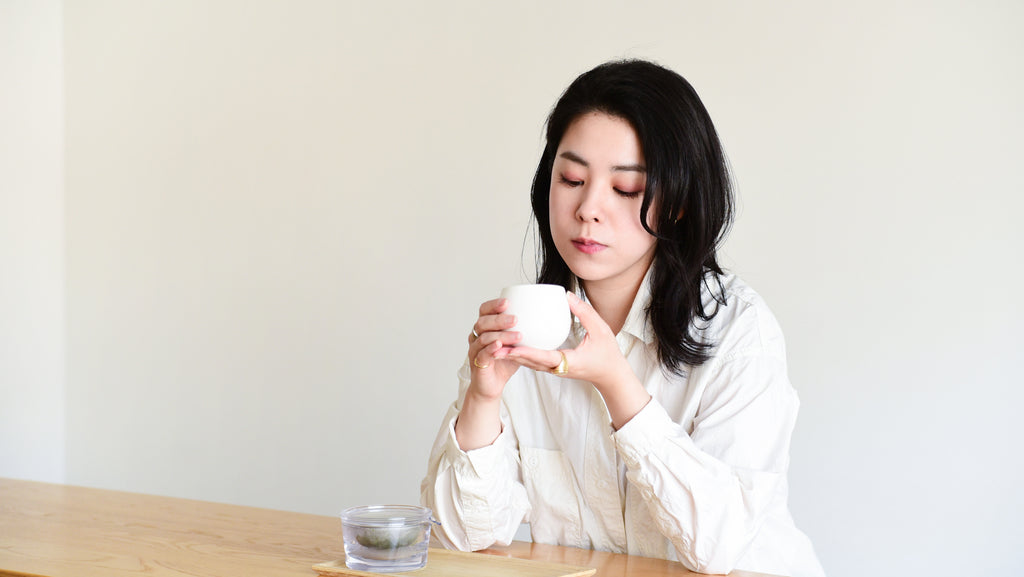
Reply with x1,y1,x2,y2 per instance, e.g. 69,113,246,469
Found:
687,275,799,435
700,273,787,365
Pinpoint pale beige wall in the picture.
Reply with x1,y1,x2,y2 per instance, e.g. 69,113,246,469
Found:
0,0,65,482
6,1,1024,575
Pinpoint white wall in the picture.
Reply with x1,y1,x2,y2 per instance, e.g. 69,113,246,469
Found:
0,0,65,483
4,1,1023,575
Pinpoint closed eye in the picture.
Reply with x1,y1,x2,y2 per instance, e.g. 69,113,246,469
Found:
559,174,583,187
615,189,643,199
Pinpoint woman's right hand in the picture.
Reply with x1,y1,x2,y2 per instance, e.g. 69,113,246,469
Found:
455,298,523,450
466,298,522,399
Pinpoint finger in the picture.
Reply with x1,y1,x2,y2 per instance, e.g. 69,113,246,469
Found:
472,312,517,338
478,298,510,317
566,292,612,337
506,346,567,374
471,340,502,370
470,330,522,359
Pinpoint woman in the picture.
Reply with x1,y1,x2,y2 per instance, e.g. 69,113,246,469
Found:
421,59,825,577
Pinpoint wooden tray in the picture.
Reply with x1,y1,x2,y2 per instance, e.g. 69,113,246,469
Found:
313,549,596,577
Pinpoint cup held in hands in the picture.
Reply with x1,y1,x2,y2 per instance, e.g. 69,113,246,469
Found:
499,284,571,350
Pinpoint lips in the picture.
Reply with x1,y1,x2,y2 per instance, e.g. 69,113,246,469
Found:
571,238,607,254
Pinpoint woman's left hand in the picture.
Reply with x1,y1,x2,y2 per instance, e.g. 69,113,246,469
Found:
506,292,651,428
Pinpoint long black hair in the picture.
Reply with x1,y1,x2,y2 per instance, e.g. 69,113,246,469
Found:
531,59,734,374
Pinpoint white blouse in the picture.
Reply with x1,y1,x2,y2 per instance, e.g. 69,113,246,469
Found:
420,272,825,577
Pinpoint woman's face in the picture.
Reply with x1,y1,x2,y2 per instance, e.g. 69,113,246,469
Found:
549,112,658,293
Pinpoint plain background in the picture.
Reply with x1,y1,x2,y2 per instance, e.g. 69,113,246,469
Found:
3,1,1022,575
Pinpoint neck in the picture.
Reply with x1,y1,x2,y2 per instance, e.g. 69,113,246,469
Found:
581,273,647,335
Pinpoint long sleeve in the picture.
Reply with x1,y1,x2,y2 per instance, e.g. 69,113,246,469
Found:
613,350,801,575
419,361,531,551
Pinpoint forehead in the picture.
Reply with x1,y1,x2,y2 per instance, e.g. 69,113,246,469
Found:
556,112,643,161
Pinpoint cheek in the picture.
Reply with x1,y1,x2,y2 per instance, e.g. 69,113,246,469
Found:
548,188,572,222
547,189,565,239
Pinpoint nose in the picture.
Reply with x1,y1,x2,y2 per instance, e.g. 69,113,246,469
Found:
575,185,604,223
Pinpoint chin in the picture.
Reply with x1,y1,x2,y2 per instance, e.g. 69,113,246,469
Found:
563,264,602,284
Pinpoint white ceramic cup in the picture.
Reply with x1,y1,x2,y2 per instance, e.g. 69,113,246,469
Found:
499,284,571,350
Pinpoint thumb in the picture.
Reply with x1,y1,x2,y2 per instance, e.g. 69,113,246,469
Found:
566,291,609,336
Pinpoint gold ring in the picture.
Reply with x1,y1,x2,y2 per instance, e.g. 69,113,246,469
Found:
551,351,568,376
473,357,490,369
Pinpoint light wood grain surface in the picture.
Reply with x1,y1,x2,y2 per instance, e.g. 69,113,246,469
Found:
481,542,779,577
314,549,595,577
0,478,777,577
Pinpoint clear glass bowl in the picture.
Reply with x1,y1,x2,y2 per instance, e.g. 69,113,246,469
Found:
339,505,433,573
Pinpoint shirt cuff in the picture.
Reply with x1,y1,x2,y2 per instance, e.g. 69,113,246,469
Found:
611,398,686,469
444,415,510,479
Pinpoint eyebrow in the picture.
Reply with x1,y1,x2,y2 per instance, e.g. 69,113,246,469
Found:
558,150,646,173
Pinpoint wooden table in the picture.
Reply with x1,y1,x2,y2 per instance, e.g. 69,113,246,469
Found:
0,478,774,577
